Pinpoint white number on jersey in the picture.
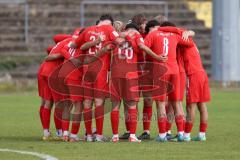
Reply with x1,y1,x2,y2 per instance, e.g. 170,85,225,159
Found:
88,35,102,55
118,42,133,60
163,37,169,56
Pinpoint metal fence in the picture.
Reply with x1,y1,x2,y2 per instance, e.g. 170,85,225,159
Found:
80,0,169,27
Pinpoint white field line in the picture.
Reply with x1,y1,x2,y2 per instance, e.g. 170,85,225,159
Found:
0,148,58,160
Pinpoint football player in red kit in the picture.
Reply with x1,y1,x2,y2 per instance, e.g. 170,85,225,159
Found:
138,14,168,140
46,28,85,142
110,22,165,142
38,46,55,140
183,42,210,141
158,25,210,141
144,20,193,142
70,14,121,142
119,14,148,140
110,22,145,142
38,34,72,140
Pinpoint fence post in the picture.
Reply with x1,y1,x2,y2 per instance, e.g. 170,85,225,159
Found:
212,0,240,83
24,1,29,44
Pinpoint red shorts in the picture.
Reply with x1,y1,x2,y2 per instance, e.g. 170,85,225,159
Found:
38,74,45,99
186,71,211,104
179,72,186,101
38,75,54,101
140,63,154,98
45,76,67,102
50,78,66,102
153,73,180,101
83,69,109,99
66,78,83,101
110,78,139,102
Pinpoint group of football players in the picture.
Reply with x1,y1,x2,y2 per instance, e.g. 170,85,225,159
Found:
37,13,210,143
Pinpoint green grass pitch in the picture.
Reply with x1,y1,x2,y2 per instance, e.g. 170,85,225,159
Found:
0,89,240,160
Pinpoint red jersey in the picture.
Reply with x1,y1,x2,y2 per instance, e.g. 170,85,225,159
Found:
75,24,119,71
144,30,193,74
158,27,204,75
177,47,185,73
59,37,84,80
41,38,72,77
111,33,144,78
53,34,71,44
180,40,204,75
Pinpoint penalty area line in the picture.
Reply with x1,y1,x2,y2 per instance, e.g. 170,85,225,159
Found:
0,148,58,160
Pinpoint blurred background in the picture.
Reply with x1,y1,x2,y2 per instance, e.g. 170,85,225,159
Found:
0,0,239,91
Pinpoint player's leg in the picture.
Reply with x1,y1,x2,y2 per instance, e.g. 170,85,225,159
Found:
38,72,45,127
69,100,83,142
187,71,210,141
41,99,54,140
83,99,93,142
165,102,175,140
170,101,185,141
111,101,121,142
92,68,109,142
139,63,153,139
168,74,185,141
119,103,131,139
155,100,168,142
126,100,141,142
94,98,105,142
39,98,45,131
61,99,73,141
39,76,54,140
192,102,208,141
139,97,152,140
53,100,64,139
184,103,196,141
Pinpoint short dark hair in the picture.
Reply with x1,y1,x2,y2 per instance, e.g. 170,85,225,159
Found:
95,20,100,25
145,20,160,33
131,14,147,26
99,14,114,25
125,22,139,31
160,21,176,27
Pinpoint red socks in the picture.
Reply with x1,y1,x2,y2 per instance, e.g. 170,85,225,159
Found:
128,108,138,134
71,122,80,135
95,105,104,135
83,108,92,135
185,121,193,133
200,122,208,132
111,110,119,135
183,118,186,130
39,106,44,127
158,117,167,134
175,115,184,132
143,106,152,131
166,121,172,132
54,107,62,130
62,120,70,132
41,107,51,129
125,114,130,131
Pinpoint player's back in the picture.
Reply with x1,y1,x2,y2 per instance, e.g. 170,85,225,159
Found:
41,38,72,76
111,32,142,78
181,40,204,75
